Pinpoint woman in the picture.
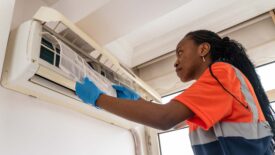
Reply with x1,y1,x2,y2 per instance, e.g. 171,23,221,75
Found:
76,30,275,155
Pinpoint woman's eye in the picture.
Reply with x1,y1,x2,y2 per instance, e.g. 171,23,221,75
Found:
177,51,183,56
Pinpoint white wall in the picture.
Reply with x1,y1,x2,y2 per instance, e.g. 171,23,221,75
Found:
0,1,136,155
11,0,48,29
0,0,15,74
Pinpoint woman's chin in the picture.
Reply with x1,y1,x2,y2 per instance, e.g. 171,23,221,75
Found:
180,77,192,83
177,73,192,82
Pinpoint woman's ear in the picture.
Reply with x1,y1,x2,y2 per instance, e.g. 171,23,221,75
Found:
198,42,211,57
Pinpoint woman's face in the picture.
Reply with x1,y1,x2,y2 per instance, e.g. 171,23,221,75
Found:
174,37,206,82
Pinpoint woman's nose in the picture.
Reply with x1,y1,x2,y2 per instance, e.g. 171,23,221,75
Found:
174,60,179,68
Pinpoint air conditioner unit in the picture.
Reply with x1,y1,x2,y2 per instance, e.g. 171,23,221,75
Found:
1,7,161,129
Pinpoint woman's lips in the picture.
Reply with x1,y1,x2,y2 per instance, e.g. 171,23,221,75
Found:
176,68,182,73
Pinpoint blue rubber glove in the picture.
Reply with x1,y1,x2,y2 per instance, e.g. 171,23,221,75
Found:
75,77,104,107
112,85,140,100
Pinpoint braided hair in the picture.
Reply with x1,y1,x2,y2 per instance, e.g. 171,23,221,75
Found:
185,30,275,141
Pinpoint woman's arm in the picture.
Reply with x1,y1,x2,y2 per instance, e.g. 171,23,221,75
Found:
96,95,193,130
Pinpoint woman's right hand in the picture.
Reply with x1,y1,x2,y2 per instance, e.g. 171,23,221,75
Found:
75,77,104,107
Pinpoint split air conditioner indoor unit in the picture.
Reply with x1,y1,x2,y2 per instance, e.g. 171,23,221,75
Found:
1,7,161,129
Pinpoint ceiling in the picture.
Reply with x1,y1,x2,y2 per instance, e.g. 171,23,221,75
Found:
46,0,275,68
41,0,59,5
